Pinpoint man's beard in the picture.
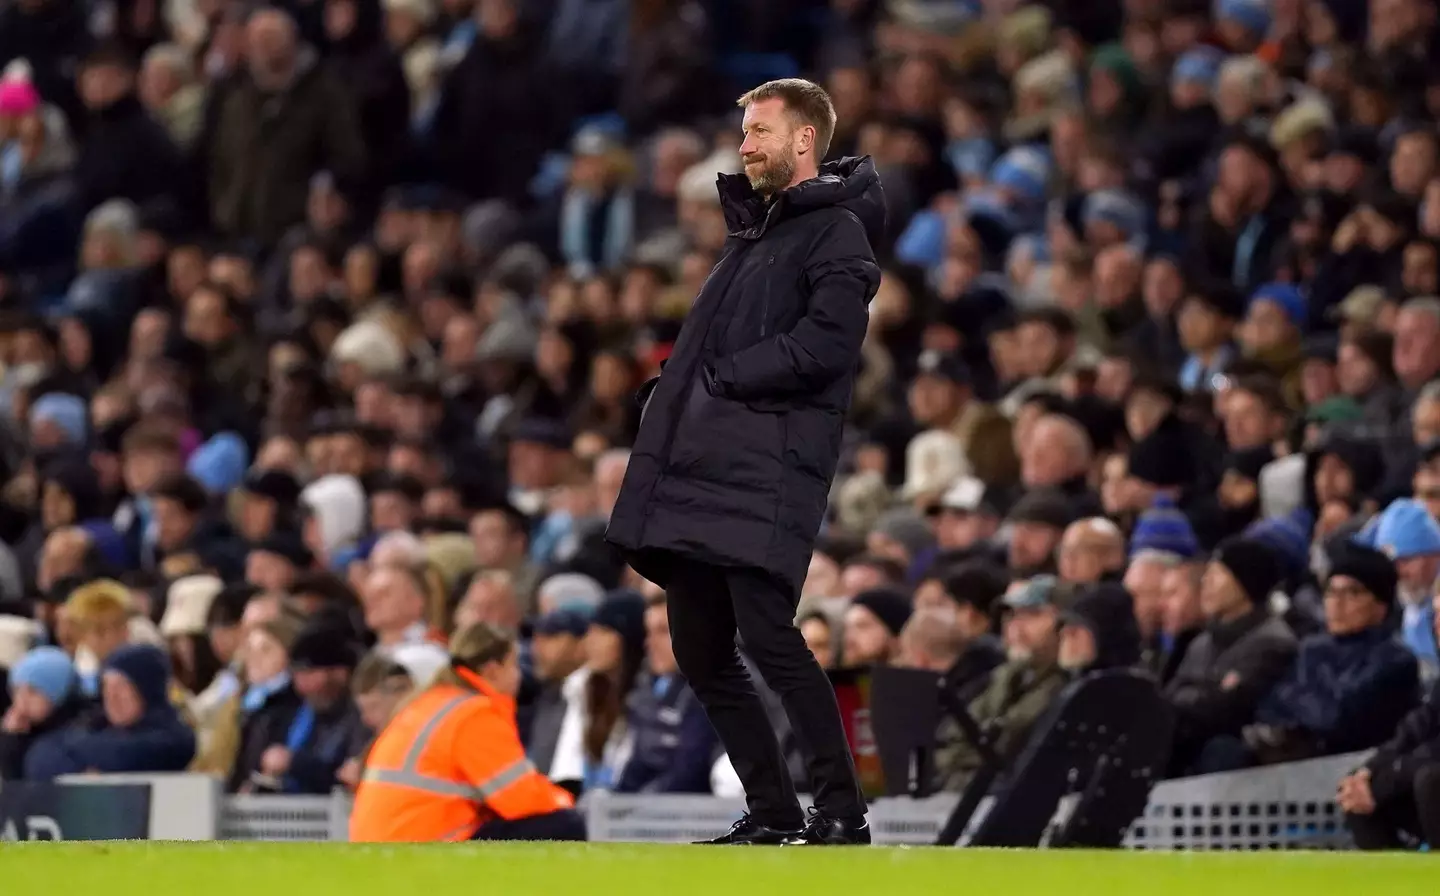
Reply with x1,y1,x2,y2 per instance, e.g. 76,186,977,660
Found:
746,148,797,196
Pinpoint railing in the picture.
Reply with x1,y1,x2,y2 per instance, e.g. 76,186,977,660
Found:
1,753,1367,847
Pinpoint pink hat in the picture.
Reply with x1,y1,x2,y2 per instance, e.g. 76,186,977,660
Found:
0,80,40,117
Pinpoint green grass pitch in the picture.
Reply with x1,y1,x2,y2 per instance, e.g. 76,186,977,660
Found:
0,843,1433,895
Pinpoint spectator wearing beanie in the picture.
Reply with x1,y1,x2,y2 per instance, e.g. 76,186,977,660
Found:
1243,544,1418,766
1164,537,1298,776
227,611,306,792
1126,496,1200,674
580,590,647,792
0,646,92,781
1359,498,1440,680
1058,582,1143,674
842,588,913,667
279,621,367,794
27,644,195,779
1129,494,1201,560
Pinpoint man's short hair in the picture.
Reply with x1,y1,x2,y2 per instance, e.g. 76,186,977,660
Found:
1231,375,1288,416
736,78,838,160
122,425,180,457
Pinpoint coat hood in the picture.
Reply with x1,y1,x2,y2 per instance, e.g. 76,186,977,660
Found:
103,643,174,720
717,155,886,248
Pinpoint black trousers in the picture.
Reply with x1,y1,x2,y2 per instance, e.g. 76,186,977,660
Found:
1347,764,1440,850
666,558,865,829
471,809,588,841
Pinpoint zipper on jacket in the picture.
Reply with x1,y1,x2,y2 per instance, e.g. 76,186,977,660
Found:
760,255,775,336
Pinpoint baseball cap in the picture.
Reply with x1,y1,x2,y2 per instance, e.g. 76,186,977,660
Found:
1006,488,1074,530
938,476,989,514
532,608,593,638
1003,574,1059,610
915,349,970,386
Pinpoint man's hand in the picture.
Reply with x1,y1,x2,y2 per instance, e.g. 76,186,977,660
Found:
260,745,292,776
1337,769,1376,815
2,703,30,734
337,758,362,790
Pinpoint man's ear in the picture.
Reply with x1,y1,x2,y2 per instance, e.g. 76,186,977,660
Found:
798,125,815,156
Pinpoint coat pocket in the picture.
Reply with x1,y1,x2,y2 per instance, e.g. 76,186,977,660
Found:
666,379,784,491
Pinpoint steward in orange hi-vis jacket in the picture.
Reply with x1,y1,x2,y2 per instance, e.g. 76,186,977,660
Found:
349,622,583,842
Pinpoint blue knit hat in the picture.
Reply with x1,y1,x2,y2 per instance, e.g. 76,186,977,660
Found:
1172,47,1224,91
1215,0,1272,36
1129,495,1200,559
990,146,1051,206
1244,507,1316,581
1249,282,1309,332
10,646,77,706
1082,189,1146,239
186,432,250,495
1358,498,1440,560
29,393,88,446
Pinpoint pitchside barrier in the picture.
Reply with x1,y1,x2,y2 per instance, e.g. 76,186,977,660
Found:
0,752,1365,847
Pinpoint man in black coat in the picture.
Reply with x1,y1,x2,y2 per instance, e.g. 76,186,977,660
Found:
606,79,882,846
73,43,185,212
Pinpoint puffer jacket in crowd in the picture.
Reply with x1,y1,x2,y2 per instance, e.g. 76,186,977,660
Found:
1164,608,1297,773
934,658,1069,793
1255,625,1419,755
0,693,96,780
614,672,717,794
1365,679,1440,807
26,645,195,778
205,49,367,246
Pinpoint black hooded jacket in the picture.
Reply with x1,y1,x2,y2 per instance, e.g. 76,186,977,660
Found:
607,156,885,595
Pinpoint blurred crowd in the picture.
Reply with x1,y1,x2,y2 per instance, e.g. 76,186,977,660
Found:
2,0,1440,849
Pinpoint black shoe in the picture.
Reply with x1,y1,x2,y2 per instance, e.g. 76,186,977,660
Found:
697,814,803,845
781,810,872,845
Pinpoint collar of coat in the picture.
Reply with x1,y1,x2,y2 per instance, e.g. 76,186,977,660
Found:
715,155,882,241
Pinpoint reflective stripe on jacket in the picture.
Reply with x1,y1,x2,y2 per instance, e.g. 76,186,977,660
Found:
349,668,574,842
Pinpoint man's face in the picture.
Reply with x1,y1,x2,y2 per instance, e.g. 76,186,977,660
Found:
1394,309,1440,388
362,567,423,633
1058,526,1119,585
532,631,582,682
153,497,195,551
80,63,132,111
935,507,996,551
1199,561,1249,620
842,605,894,666
1415,399,1440,447
740,98,804,195
1124,559,1168,638
453,577,519,631
1009,522,1060,573
1313,453,1355,505
246,13,298,85
1223,389,1275,451
246,550,297,593
124,447,180,495
1004,604,1059,664
1323,575,1389,636
1161,565,1203,635
469,511,519,568
184,289,233,347
508,441,560,491
294,666,348,706
239,493,277,542
102,671,145,728
370,491,415,533
907,375,961,426
1057,624,1098,671
1395,554,1440,600
1392,133,1438,196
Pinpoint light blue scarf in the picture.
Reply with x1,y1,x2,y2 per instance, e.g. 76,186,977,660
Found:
242,672,292,713
560,187,634,279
